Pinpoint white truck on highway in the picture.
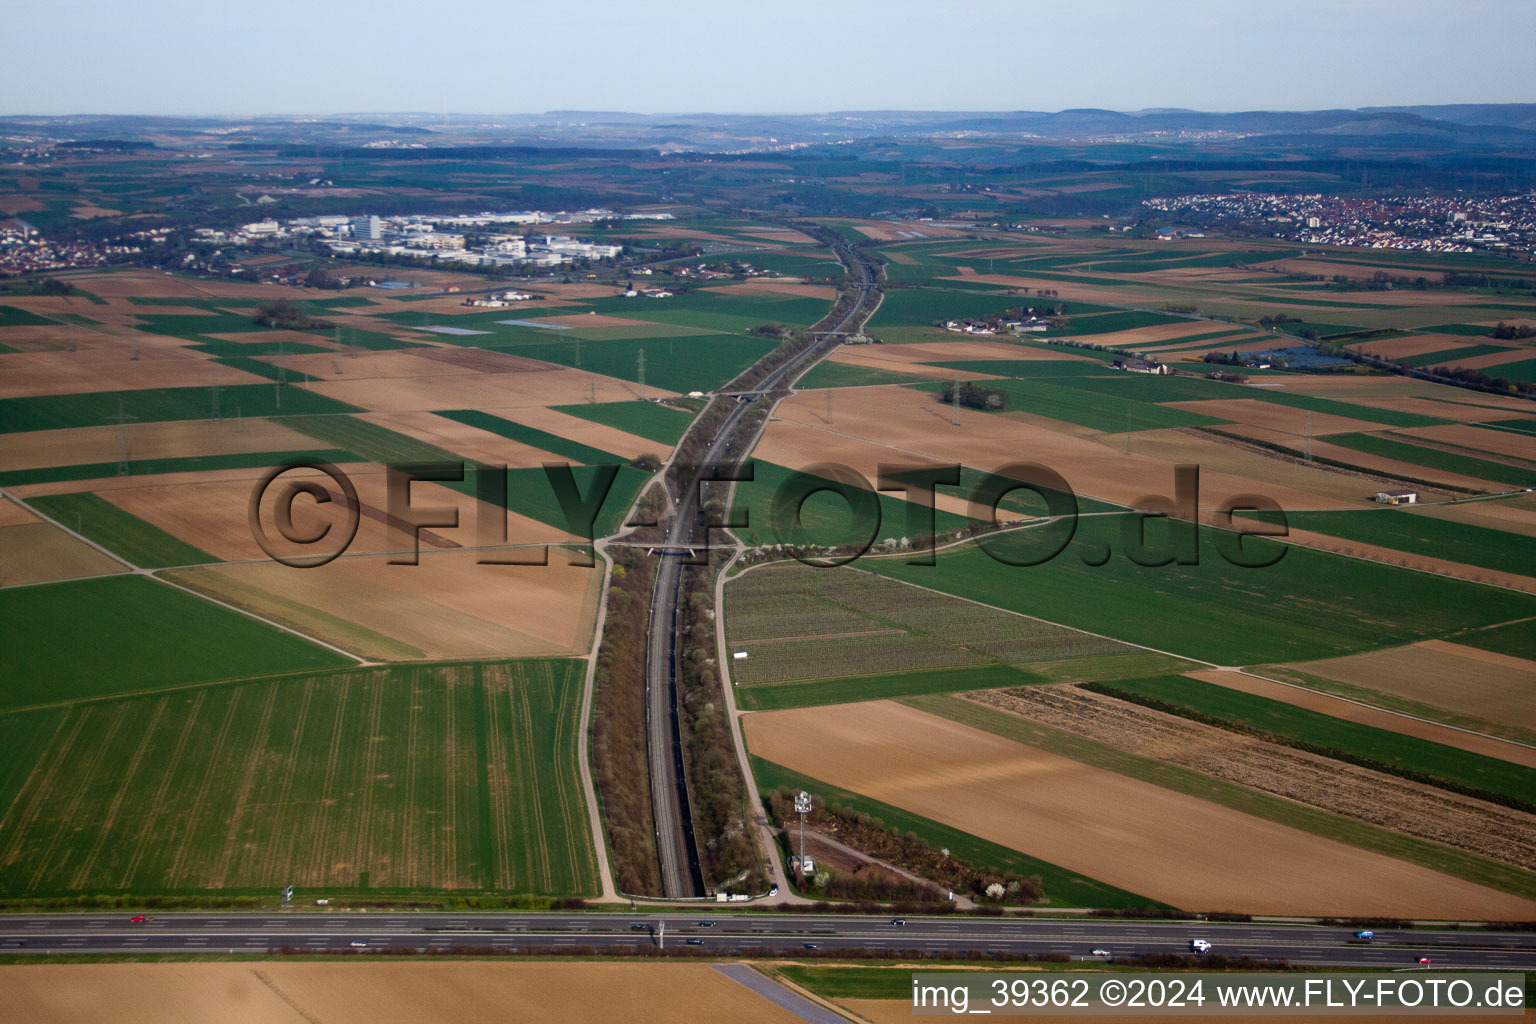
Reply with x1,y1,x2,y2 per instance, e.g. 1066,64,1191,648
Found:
1190,939,1212,953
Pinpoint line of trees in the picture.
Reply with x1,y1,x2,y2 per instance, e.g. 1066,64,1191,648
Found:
1082,682,1535,815
1314,339,1536,396
677,557,763,894
588,488,668,896
939,381,1007,410
252,299,334,331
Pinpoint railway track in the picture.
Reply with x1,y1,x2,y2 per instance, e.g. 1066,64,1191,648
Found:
644,237,880,897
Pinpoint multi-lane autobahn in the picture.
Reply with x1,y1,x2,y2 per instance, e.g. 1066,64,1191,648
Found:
3,912,1533,970
644,237,881,898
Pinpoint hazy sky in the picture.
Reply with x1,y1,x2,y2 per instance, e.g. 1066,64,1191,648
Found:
6,0,1535,116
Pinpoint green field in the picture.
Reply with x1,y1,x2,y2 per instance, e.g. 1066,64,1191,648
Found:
794,360,936,389
130,309,283,339
867,288,1028,330
725,563,1140,690
0,386,359,434
0,575,350,710
871,514,1536,665
437,409,624,466
1053,310,1185,335
0,447,361,488
750,757,1164,909
1096,675,1536,809
284,414,460,465
1323,432,1536,488
911,378,1232,433
191,339,330,358
734,665,1045,711
730,459,975,550
1456,619,1536,662
503,464,651,540
0,659,598,896
1240,390,1452,429
1042,373,1243,403
1265,507,1536,577
290,408,651,538
583,289,832,332
27,493,217,569
0,305,57,327
549,400,694,445
924,358,1120,379
481,330,779,393
775,967,984,1000
1482,357,1536,383
744,252,844,279
1396,344,1517,368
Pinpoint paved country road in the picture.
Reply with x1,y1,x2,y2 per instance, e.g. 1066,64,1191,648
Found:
3,912,1534,969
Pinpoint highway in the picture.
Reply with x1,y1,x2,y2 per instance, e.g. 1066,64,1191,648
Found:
4,912,1534,969
644,237,879,897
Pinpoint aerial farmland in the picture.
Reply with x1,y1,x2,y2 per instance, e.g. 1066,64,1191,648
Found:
3,85,1536,1016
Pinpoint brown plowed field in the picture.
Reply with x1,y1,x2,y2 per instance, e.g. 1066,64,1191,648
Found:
94,464,568,562
355,411,568,469
0,521,126,586
0,497,38,526
0,962,812,1024
1161,397,1382,437
485,405,666,460
969,685,1536,869
1248,375,1440,396
0,347,269,399
743,700,1536,917
0,418,319,474
829,339,1094,366
1135,333,1273,354
1066,320,1247,348
1409,493,1536,538
409,346,555,373
1341,397,1521,423
1187,669,1536,769
175,544,600,661
766,386,1359,513
267,347,527,383
1447,347,1536,371
841,1000,1489,1024
1115,428,1382,506
1398,423,1536,462
1351,335,1488,360
1285,641,1536,731
1219,426,1509,492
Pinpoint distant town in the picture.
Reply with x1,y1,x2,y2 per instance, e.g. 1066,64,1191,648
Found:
1142,191,1536,255
203,208,675,268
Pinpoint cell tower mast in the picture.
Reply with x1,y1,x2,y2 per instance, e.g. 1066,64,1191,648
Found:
108,398,136,476
794,790,812,878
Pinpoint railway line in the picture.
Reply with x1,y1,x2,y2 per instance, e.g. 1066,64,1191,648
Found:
644,237,880,897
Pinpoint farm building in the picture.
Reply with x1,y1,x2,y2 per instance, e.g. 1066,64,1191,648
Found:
1113,357,1169,375
1374,490,1419,505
